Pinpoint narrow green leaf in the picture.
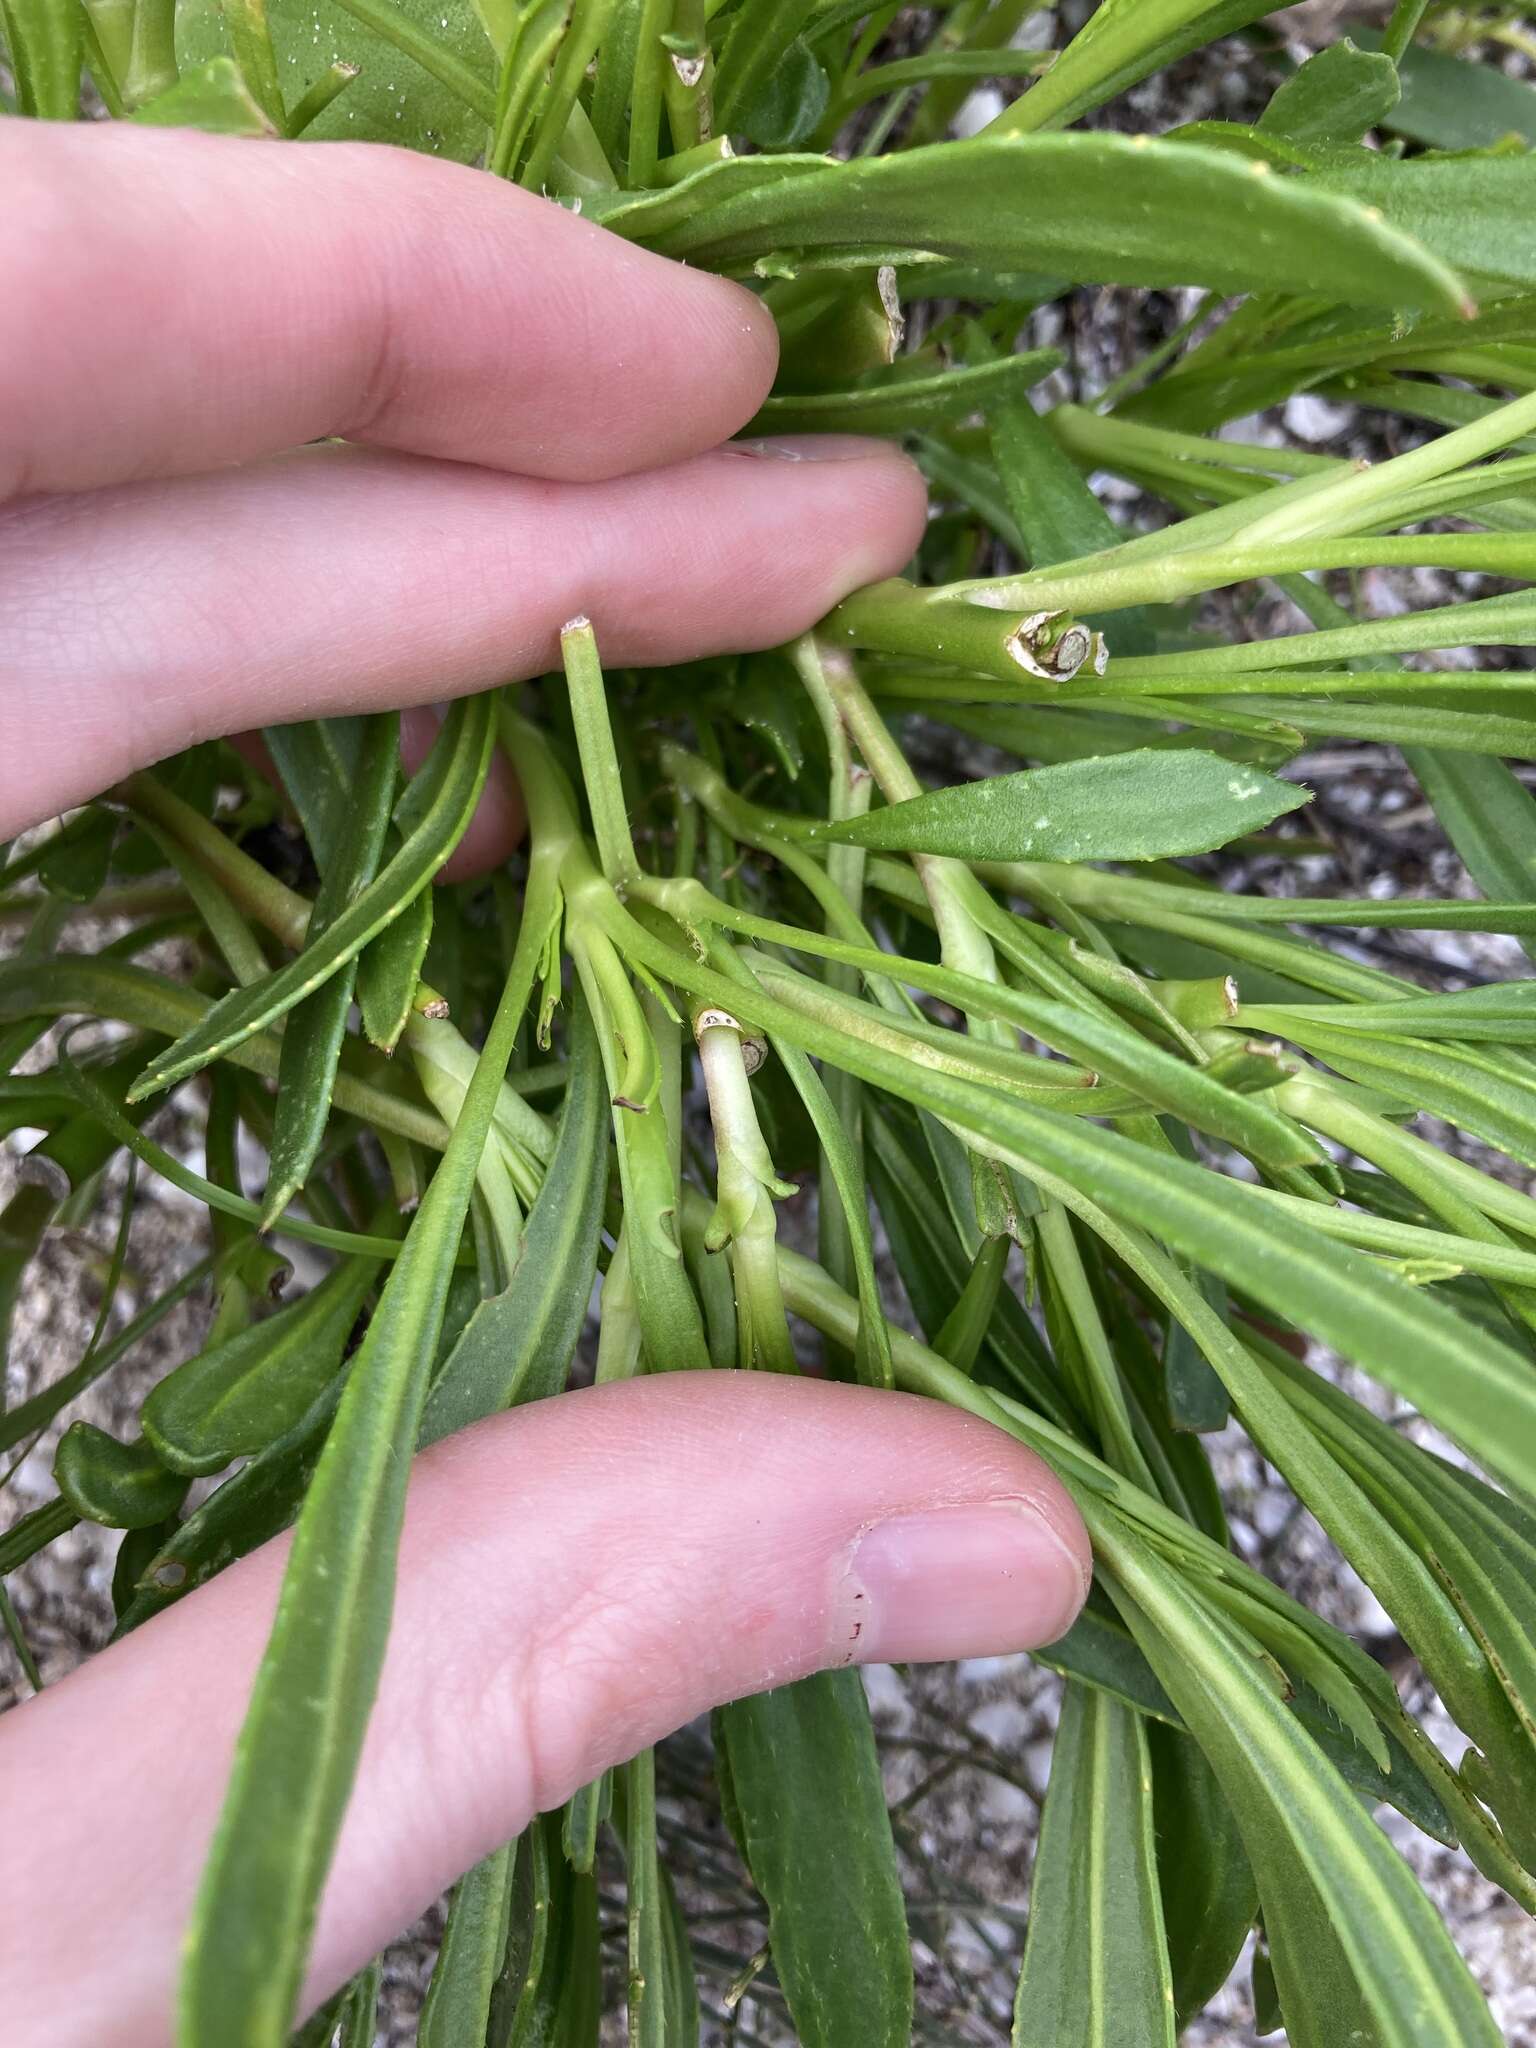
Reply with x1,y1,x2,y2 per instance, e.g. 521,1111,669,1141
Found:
1104,1531,1504,2048
715,1670,912,2048
39,810,118,905
143,1254,378,1476
622,1749,667,2048
130,694,493,1103
733,33,828,149
356,873,433,1052
115,1378,339,1636
1379,33,1536,151
262,717,366,875
1147,1721,1256,2026
178,769,547,2045
983,0,1276,134
1313,151,1536,291
262,713,399,1227
745,349,1061,437
598,134,1468,313
817,750,1305,863
1013,1683,1176,2048
1035,1601,1181,1726
420,991,606,1445
420,1845,515,2048
1407,749,1536,968
713,0,820,133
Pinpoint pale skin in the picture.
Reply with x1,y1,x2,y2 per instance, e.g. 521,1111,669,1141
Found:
0,122,1092,2045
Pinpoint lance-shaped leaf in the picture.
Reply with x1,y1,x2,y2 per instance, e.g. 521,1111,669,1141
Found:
1102,1526,1504,2048
178,799,548,2046
356,871,433,1053
1147,1721,1257,2026
143,1253,379,1476
1258,39,1399,148
815,750,1305,864
593,134,1468,312
1408,749,1536,969
420,991,607,1446
745,349,1061,438
261,712,399,1227
420,1844,515,2048
715,1670,912,2048
1012,1684,1176,2048
129,693,493,1104
984,0,1280,134
1312,151,1536,291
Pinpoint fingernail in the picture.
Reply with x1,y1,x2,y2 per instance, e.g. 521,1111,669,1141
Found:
842,1500,1090,1665
729,433,902,464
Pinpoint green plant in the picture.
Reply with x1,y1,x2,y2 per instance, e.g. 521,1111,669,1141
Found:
6,0,1536,2042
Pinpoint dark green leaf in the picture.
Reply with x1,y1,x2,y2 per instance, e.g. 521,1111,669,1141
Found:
1035,1600,1181,1725
179,785,546,2042
746,348,1061,438
715,1670,912,2048
356,876,433,1053
143,1254,378,1476
713,0,820,133
421,1846,515,2048
1013,1684,1176,2047
1148,1720,1256,2026
129,693,493,1103
54,1425,186,1530
597,135,1467,312
734,34,828,149
1382,34,1536,150
262,713,399,1226
420,991,607,1445
1407,749,1536,968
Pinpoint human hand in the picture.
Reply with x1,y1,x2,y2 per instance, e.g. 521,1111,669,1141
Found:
0,119,928,854
5,1376,1089,2044
0,121,1090,2046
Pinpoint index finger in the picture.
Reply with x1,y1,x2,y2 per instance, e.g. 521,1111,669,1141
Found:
0,122,779,498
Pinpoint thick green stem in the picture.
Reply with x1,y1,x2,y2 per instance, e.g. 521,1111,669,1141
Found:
563,618,641,889
696,1012,797,1374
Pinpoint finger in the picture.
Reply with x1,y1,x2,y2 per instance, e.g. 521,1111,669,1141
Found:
0,1375,1089,2048
0,122,777,498
0,437,927,835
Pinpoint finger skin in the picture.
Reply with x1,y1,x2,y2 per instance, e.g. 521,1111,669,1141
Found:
0,123,778,497
0,438,928,836
0,1376,1088,2046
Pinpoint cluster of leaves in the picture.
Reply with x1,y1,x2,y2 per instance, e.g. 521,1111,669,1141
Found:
7,0,1536,2042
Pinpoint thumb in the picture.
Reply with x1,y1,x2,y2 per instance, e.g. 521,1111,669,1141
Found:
2,1374,1089,2046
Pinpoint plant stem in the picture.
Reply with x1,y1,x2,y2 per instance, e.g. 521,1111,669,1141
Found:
695,1009,797,1374
563,617,641,889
